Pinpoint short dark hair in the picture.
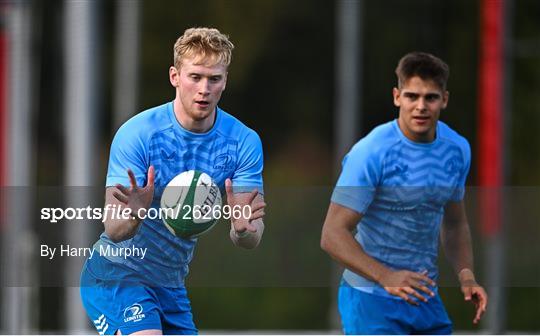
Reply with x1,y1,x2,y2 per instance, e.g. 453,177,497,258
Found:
395,52,449,91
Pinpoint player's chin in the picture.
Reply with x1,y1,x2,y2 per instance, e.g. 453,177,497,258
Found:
414,125,433,134
191,108,214,120
410,121,435,134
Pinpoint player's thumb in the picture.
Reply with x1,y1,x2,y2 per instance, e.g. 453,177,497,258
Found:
225,178,233,197
463,288,472,301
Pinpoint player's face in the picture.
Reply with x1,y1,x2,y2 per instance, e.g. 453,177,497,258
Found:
170,56,228,124
393,76,448,143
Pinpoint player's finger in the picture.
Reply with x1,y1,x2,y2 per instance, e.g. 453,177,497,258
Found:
247,189,258,205
127,169,138,189
147,165,155,187
481,304,487,316
481,294,488,311
113,191,129,204
250,201,266,213
463,287,472,301
404,287,426,303
245,221,257,232
225,179,234,202
115,183,130,195
387,287,414,305
415,271,435,285
233,221,256,233
475,289,488,312
398,291,418,306
474,306,484,324
412,282,434,297
413,272,436,287
249,209,265,221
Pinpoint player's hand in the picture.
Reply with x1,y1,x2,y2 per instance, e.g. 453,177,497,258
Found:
225,178,266,234
459,269,488,324
379,269,436,305
113,166,155,221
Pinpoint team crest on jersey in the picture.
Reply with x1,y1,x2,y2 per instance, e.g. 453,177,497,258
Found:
445,157,460,176
161,148,177,161
123,303,145,323
214,153,235,170
393,164,409,179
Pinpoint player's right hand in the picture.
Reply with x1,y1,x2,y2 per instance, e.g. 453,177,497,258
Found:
224,178,266,234
379,269,436,305
112,166,155,221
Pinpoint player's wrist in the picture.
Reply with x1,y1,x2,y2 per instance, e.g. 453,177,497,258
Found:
458,268,476,284
129,207,145,224
131,208,141,220
373,267,391,285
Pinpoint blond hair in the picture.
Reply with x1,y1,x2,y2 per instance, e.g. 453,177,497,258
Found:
173,27,234,69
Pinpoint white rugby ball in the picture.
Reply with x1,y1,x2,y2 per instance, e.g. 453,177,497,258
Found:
161,170,222,238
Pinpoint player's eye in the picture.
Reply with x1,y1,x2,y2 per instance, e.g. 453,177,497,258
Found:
209,76,222,83
404,93,418,100
425,94,441,102
190,75,201,81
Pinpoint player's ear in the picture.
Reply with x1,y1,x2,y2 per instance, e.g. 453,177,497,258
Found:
169,66,179,87
442,90,449,109
392,87,401,107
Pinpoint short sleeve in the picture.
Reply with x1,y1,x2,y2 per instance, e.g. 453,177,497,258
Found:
105,123,149,187
232,130,264,194
331,141,382,214
450,140,471,201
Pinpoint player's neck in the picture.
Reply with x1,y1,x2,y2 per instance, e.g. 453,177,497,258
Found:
174,103,216,133
397,118,436,143
178,114,216,133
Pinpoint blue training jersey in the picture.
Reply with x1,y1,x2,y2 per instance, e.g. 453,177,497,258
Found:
88,101,264,287
332,119,470,297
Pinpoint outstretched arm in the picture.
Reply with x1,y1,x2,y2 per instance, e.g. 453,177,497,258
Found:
442,200,488,324
104,166,155,242
321,202,435,305
226,179,266,249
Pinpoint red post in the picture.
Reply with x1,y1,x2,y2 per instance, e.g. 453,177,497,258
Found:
478,0,504,237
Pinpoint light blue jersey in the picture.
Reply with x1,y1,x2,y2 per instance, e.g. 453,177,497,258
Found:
332,119,470,298
88,101,264,287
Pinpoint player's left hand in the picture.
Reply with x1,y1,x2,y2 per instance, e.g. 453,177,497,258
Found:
225,178,266,234
459,270,488,324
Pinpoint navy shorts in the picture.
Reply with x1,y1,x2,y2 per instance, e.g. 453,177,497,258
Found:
80,261,197,335
338,280,452,335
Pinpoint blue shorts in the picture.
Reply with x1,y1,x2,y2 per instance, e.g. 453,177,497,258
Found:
338,280,452,335
80,261,197,335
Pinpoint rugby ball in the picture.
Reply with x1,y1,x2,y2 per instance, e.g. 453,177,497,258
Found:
161,170,222,238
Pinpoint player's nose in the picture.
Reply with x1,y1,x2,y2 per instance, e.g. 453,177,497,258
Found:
416,97,427,111
198,78,211,96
